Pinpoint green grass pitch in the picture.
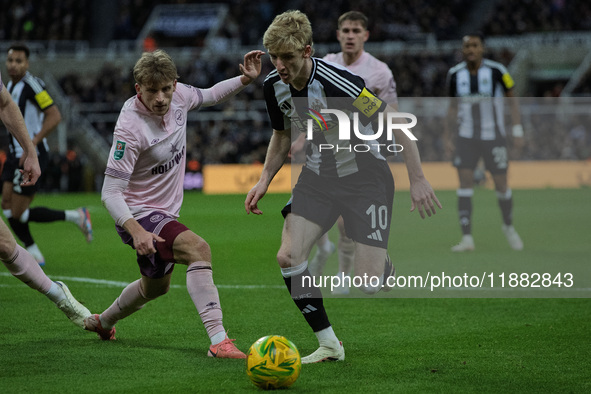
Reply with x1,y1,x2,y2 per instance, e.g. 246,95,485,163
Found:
0,188,589,393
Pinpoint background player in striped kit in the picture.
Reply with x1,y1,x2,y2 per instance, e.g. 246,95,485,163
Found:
246,10,440,364
306,11,399,295
0,68,91,328
1,44,92,266
445,33,524,252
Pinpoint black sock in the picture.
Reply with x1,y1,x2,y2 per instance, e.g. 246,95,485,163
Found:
283,268,331,332
458,196,472,235
8,218,34,247
498,197,513,226
29,207,66,222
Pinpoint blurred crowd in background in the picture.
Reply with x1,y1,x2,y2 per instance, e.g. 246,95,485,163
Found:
1,0,590,192
3,0,591,42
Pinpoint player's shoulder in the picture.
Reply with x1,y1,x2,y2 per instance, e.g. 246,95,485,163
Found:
482,58,509,73
19,72,46,94
448,61,467,76
262,69,286,100
315,58,361,82
116,98,144,136
172,82,199,103
362,51,388,67
322,52,341,64
263,69,281,86
315,58,366,95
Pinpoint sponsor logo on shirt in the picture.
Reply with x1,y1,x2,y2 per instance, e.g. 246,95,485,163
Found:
151,146,185,175
114,141,126,160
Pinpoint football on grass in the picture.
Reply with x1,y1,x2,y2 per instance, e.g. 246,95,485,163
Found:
246,335,301,390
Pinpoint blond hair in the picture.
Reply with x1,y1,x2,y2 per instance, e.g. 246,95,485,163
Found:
133,49,179,86
263,10,314,54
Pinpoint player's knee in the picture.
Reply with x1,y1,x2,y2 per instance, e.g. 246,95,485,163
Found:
339,236,355,253
276,250,292,269
176,234,211,263
194,238,211,259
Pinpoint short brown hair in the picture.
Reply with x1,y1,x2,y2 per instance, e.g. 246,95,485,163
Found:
263,10,314,54
337,11,368,30
133,49,179,86
8,43,30,58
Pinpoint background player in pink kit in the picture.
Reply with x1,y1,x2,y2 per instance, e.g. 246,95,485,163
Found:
85,49,264,359
0,69,91,327
304,12,399,294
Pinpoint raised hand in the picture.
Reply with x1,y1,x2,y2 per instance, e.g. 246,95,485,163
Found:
239,50,265,85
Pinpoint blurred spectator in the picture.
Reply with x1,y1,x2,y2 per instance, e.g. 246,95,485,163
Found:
483,0,591,36
0,0,90,41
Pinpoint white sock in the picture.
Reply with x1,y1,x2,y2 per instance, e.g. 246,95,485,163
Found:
65,210,80,223
210,331,226,345
280,261,308,278
45,282,66,303
317,235,332,252
19,209,30,223
315,326,339,348
26,243,44,259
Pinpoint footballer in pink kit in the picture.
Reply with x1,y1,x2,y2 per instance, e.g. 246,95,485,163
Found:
85,49,264,359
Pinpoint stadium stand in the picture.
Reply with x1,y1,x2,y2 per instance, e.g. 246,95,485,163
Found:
0,1,590,192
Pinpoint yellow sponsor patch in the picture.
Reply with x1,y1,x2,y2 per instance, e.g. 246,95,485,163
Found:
502,73,515,90
35,90,54,109
353,88,382,118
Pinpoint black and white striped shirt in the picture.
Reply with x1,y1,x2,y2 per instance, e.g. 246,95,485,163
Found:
447,59,514,140
264,58,389,177
6,71,54,158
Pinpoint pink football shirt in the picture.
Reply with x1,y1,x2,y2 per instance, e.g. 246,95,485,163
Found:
105,83,203,219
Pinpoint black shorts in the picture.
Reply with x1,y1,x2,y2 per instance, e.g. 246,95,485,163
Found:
0,152,49,195
453,137,508,174
282,163,394,248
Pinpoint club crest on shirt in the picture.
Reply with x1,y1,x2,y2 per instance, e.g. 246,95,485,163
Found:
175,109,184,126
114,141,126,160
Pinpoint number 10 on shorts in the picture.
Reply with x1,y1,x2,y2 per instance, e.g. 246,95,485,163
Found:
366,204,388,230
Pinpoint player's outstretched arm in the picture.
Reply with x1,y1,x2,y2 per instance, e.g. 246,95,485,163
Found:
0,88,41,185
200,50,265,107
32,104,61,147
506,89,525,153
245,129,291,215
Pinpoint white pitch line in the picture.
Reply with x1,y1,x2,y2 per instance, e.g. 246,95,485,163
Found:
0,272,284,290
1,272,589,293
